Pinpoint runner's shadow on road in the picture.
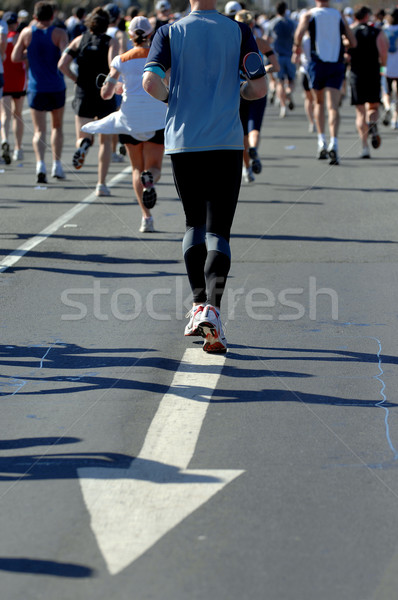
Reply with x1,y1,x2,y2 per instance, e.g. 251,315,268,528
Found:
209,387,398,407
230,233,398,244
0,557,94,578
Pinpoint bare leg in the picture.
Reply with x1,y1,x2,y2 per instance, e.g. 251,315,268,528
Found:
98,134,112,186
304,89,314,130
12,96,25,151
125,142,150,217
0,95,11,142
50,106,64,162
312,88,325,135
248,129,260,150
30,108,47,164
325,87,341,139
242,134,250,168
355,104,368,147
75,115,94,148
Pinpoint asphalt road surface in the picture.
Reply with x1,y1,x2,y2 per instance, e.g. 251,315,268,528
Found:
1,88,398,600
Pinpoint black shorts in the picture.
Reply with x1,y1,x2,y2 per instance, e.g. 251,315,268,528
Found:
3,90,27,99
350,72,381,105
72,93,117,119
119,129,165,146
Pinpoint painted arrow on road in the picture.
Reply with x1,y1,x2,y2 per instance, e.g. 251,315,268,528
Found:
78,348,244,575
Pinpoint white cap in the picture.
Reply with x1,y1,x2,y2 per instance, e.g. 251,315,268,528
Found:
128,15,153,37
344,6,353,15
18,9,29,18
224,1,242,16
155,0,171,11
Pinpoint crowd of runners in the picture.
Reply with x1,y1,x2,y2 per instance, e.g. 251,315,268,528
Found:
0,0,397,354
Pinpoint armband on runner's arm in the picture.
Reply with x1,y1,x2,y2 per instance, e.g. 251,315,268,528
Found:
104,75,118,85
63,46,78,58
242,52,266,80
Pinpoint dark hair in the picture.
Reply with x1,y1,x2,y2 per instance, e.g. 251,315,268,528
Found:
34,1,54,21
354,5,371,21
276,2,287,16
127,6,139,18
390,7,398,25
85,6,109,34
132,28,151,45
76,7,86,19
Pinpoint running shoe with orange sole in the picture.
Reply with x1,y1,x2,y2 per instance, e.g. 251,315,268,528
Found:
196,305,227,353
73,137,92,170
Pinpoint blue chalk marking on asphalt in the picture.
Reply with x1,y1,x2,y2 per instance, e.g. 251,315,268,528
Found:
1,340,62,398
371,336,398,461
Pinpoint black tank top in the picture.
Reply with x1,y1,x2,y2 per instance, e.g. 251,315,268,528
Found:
350,24,380,75
76,31,112,91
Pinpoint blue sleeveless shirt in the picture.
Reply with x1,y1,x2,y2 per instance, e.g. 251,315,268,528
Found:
27,24,65,92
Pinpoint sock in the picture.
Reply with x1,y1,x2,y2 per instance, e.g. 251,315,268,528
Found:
36,160,46,174
330,137,338,149
318,133,326,145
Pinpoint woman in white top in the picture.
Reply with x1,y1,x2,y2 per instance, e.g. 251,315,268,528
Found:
84,16,167,232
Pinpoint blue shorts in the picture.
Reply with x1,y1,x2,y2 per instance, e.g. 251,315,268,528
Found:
308,60,345,91
240,96,267,135
27,89,66,111
277,55,296,82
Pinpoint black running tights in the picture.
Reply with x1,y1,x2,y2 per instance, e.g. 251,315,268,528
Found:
171,150,243,308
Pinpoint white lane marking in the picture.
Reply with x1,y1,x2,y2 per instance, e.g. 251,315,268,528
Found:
0,166,131,273
78,347,244,575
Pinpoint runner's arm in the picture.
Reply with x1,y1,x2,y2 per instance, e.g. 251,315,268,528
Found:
341,15,357,48
57,36,81,83
256,37,280,74
53,27,69,53
377,29,389,67
11,26,30,62
108,37,119,65
142,25,171,102
142,70,169,102
101,66,122,99
293,10,310,58
0,31,6,61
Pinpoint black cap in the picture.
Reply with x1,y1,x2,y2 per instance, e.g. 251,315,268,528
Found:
3,11,18,24
104,3,120,22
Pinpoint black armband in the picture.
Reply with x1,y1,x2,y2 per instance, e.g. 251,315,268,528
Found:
265,50,274,58
63,46,78,58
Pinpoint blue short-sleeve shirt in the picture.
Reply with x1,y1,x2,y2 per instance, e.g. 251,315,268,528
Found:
144,10,259,154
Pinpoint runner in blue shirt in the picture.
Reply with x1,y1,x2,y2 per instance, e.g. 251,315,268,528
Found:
142,0,267,353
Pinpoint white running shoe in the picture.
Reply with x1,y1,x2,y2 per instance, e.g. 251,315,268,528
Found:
184,304,205,336
242,166,255,184
360,146,370,159
95,183,111,197
197,305,227,353
13,148,23,161
51,162,65,179
139,216,154,233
